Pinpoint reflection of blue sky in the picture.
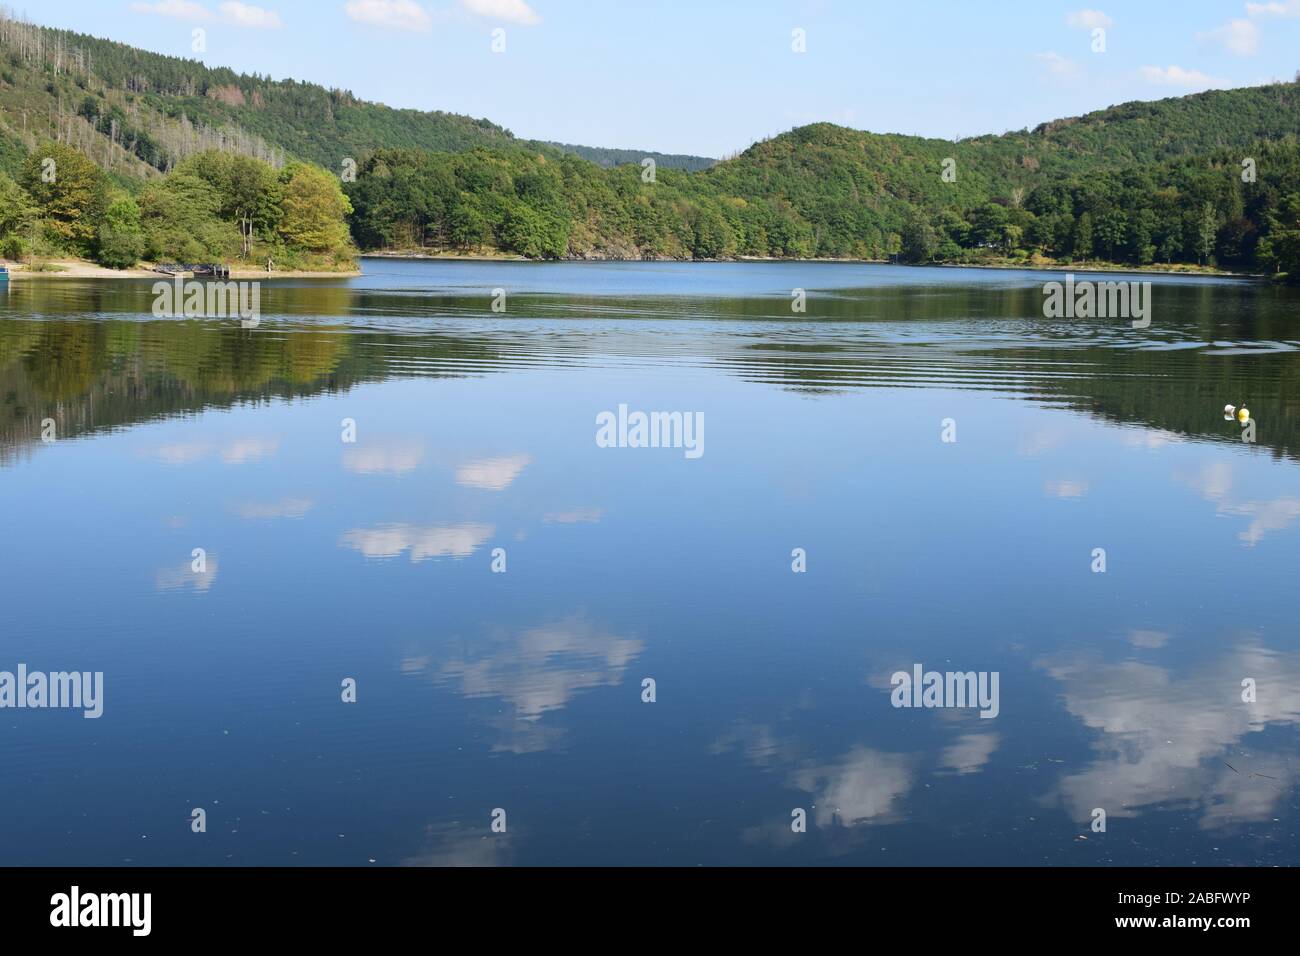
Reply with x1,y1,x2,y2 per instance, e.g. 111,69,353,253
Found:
4,281,1300,864
154,554,218,592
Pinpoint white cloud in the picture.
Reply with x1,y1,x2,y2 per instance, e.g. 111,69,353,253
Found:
1128,630,1169,649
131,0,281,27
1119,426,1182,450
220,436,279,464
938,732,1001,776
1065,9,1112,29
1177,462,1300,546
339,522,494,560
1044,479,1089,498
403,823,515,866
342,438,423,475
455,453,531,491
1246,0,1300,17
1139,65,1229,89
142,437,278,465
458,0,540,26
1033,51,1077,76
1203,0,1300,57
1038,641,1300,828
1225,496,1300,547
218,1,282,27
789,747,915,827
543,507,604,524
344,0,432,31
148,440,213,465
1202,18,1261,55
231,497,313,519
435,613,643,726
129,0,213,20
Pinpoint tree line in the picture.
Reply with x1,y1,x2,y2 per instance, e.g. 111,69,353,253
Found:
0,142,354,269
340,134,1300,279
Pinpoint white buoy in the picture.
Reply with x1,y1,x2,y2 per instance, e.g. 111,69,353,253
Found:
1224,404,1236,416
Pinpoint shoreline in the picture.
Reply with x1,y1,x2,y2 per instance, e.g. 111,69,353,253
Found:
1,259,362,280
1,255,1263,282
360,250,1261,280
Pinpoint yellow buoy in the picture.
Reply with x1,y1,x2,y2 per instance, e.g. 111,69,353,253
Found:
1237,406,1250,423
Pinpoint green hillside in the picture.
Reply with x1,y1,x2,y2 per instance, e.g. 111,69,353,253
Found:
543,141,715,171
1,9,1298,279
0,11,712,178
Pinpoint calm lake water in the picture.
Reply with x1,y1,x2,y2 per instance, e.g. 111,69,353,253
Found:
1,259,1298,866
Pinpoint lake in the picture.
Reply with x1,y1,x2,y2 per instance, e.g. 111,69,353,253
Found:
1,259,1297,866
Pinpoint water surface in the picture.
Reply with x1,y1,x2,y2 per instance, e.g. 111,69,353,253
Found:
1,260,1297,865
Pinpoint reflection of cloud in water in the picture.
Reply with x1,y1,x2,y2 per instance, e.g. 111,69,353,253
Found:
1179,461,1300,546
221,437,279,464
1128,630,1169,649
712,722,918,829
430,613,642,752
456,454,531,491
231,497,313,520
155,555,219,592
790,747,915,827
543,507,604,524
339,523,493,561
149,441,212,466
1044,479,1089,499
402,823,514,867
1038,640,1300,828
709,721,791,766
342,439,424,476
1224,497,1300,547
1120,428,1182,451
938,732,1001,775
1017,427,1065,457
1184,461,1233,501
144,437,279,466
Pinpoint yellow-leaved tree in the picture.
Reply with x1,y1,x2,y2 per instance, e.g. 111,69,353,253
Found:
276,162,354,259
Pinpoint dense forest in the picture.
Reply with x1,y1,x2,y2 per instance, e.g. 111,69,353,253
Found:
1,141,355,268
1,10,1298,279
342,128,1300,277
0,10,712,180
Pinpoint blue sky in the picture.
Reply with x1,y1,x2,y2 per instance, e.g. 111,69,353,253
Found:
22,1,1300,157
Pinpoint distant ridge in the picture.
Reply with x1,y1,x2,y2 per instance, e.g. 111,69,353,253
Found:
0,10,713,177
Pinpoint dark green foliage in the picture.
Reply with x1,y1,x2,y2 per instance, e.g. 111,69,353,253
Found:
542,142,715,171
343,127,1300,275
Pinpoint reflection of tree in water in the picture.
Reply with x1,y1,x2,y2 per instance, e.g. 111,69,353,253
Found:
0,315,503,463
719,283,1300,461
2,279,1298,463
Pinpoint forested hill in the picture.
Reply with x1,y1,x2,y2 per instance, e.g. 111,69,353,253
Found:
543,142,715,171
2,8,1299,279
716,78,1300,205
0,11,713,178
